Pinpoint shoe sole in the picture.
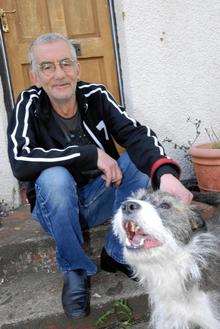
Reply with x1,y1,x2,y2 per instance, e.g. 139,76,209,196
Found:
64,308,90,320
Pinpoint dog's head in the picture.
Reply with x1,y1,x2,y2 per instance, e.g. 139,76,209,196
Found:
113,189,207,257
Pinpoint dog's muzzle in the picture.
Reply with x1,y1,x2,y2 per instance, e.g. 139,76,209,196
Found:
121,200,162,250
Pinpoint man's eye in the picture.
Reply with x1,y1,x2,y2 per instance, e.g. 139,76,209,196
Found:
44,64,53,70
40,63,53,71
61,60,72,67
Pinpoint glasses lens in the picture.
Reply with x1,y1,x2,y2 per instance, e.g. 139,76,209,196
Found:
60,59,75,71
39,62,55,76
38,59,75,76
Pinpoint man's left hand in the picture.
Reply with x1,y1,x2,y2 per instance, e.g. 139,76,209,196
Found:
159,174,193,204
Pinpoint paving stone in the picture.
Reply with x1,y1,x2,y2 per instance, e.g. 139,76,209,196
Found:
0,206,110,281
0,270,149,329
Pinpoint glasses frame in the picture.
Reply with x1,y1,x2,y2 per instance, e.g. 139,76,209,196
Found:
37,58,77,77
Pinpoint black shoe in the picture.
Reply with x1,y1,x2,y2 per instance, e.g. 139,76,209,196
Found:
62,269,90,319
100,247,138,281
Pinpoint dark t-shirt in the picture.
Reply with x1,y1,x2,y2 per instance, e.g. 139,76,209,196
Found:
52,108,101,182
52,109,93,146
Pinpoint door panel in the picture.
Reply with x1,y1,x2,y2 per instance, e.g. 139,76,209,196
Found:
0,0,120,101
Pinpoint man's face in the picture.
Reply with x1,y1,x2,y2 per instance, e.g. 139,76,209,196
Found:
30,40,80,104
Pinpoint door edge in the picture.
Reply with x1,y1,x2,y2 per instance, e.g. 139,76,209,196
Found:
108,0,125,107
0,27,14,118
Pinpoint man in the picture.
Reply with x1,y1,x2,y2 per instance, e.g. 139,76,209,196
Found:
7,33,192,319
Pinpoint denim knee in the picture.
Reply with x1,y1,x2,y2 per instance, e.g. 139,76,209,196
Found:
118,152,149,184
117,152,139,175
35,166,77,205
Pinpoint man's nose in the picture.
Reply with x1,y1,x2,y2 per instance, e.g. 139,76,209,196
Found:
121,201,140,215
53,64,66,78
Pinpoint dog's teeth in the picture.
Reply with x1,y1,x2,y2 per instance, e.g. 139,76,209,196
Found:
130,222,136,232
140,237,145,246
126,237,131,246
135,225,140,232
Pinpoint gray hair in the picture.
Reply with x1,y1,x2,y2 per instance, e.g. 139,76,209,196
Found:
28,33,77,71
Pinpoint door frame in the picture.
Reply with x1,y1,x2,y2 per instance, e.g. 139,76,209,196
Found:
0,25,14,120
0,0,124,118
109,0,125,106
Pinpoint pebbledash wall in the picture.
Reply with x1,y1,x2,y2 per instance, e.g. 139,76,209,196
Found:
114,0,220,176
1,1,220,207
0,77,19,208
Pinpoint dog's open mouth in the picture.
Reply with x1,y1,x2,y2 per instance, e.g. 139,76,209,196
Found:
123,220,162,250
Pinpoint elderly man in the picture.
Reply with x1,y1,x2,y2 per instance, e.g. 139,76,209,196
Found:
7,33,192,319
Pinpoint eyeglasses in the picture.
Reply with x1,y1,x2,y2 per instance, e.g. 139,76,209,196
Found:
38,58,76,77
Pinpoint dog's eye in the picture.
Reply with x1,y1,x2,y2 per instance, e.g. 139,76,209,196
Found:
159,202,171,209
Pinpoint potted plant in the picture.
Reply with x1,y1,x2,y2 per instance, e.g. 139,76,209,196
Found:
163,119,220,192
189,128,220,192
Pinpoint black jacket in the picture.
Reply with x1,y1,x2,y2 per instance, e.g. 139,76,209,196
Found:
8,81,180,208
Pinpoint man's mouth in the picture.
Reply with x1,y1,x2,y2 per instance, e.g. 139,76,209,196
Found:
53,82,71,88
123,220,162,250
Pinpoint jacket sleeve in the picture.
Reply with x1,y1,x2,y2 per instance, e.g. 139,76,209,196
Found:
99,86,181,182
7,88,98,181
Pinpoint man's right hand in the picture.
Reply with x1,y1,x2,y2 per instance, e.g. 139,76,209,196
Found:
97,149,122,187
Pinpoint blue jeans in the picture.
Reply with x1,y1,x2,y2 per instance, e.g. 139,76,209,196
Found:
32,152,149,276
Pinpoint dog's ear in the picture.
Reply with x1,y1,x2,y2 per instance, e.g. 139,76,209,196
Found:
188,206,207,232
192,191,220,206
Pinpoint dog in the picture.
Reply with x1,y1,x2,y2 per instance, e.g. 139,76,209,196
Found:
113,189,220,329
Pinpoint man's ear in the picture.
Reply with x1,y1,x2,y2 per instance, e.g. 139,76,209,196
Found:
29,70,41,88
76,61,80,81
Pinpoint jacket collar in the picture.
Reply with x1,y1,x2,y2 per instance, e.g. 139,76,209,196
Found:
36,81,88,121
34,82,89,145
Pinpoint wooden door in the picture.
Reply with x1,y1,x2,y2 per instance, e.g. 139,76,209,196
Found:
0,0,120,101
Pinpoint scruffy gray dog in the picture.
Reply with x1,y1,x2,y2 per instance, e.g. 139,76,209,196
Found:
113,190,220,329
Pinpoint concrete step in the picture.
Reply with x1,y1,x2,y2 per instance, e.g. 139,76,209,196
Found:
0,270,150,329
131,322,148,329
0,206,110,282
0,197,216,328
0,200,216,283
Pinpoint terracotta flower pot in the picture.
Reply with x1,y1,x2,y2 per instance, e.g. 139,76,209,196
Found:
189,143,220,192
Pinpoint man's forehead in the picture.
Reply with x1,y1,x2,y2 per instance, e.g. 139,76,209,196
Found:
33,40,72,62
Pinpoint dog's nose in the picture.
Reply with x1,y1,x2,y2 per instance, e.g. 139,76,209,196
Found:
121,201,140,214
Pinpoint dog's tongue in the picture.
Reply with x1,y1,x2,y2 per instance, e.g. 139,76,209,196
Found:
144,238,162,249
132,234,143,246
132,233,161,249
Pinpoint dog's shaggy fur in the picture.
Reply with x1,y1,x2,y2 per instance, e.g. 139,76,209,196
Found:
113,190,220,329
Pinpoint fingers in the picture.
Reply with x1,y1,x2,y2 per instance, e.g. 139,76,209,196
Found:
103,163,122,187
97,149,122,187
111,168,122,187
102,171,122,187
180,189,193,205
160,174,193,205
103,169,112,187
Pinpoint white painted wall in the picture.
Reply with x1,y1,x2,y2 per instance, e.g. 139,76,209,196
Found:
114,0,220,178
0,78,19,208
